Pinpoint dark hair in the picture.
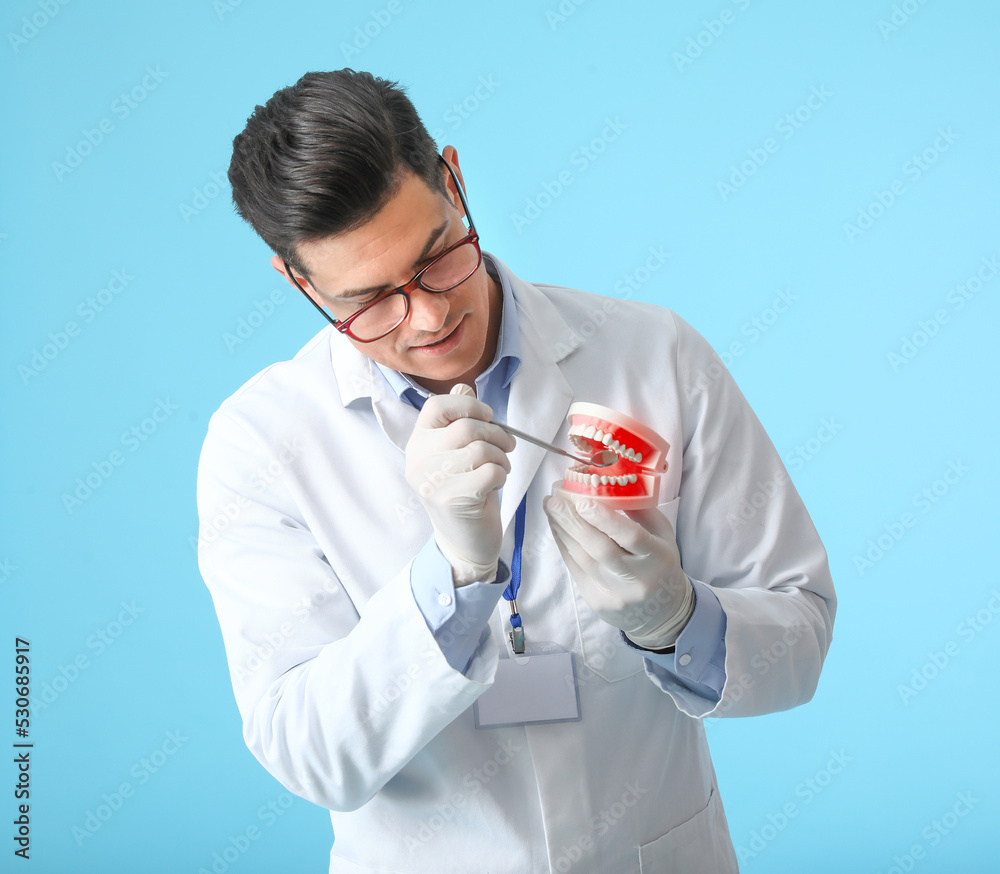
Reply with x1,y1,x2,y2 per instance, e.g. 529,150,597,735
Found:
228,69,446,278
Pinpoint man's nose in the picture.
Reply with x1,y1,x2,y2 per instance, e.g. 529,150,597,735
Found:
406,286,450,332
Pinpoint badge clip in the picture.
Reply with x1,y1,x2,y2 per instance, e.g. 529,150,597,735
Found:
507,597,525,654
509,625,525,655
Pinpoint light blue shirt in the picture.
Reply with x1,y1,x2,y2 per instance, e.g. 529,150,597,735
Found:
376,252,727,703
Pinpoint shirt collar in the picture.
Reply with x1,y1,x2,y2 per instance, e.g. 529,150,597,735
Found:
374,251,522,409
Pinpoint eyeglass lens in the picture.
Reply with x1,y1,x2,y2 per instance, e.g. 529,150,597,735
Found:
348,240,480,340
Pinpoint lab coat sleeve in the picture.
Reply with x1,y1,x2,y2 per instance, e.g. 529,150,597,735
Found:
660,311,837,719
409,539,510,673
196,411,501,812
620,577,728,705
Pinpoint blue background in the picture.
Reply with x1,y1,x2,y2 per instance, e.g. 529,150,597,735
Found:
3,0,998,871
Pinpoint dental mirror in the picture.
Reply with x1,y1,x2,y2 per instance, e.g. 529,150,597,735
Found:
492,422,619,467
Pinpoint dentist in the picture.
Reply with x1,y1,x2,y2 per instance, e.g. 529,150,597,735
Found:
197,68,836,873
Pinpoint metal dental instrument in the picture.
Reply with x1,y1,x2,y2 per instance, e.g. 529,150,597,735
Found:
492,421,619,467
439,386,618,467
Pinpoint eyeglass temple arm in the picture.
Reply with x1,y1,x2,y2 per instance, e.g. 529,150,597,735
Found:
283,262,340,328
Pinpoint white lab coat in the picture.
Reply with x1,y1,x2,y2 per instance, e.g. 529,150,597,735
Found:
196,254,836,873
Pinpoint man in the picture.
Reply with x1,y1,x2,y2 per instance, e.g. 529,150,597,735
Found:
197,69,836,873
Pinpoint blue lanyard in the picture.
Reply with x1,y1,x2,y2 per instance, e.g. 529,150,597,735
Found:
502,496,527,653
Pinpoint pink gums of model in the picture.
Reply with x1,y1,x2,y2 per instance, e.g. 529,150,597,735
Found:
556,402,670,509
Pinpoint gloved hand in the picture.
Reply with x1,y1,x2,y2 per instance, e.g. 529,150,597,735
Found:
542,491,694,649
405,384,516,586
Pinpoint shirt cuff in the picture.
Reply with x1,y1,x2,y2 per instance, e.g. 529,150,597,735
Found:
410,536,510,674
620,578,727,702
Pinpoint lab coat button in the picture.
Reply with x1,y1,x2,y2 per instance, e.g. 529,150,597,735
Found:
678,653,692,667
437,593,453,607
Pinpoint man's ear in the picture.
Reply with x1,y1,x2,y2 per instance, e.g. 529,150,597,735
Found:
270,255,315,300
440,145,468,218
270,254,295,282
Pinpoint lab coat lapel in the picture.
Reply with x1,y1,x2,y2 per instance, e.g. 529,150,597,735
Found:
498,268,580,533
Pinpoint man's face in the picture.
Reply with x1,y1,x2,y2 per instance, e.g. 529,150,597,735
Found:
285,162,500,394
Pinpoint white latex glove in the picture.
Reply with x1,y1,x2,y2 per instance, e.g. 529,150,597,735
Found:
405,384,516,585
543,490,695,649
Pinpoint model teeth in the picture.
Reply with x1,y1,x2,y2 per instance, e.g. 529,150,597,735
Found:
567,423,646,463
562,470,640,487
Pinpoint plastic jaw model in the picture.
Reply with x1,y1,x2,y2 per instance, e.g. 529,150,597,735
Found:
555,403,670,510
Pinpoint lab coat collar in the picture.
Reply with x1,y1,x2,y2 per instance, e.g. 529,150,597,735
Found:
326,253,583,532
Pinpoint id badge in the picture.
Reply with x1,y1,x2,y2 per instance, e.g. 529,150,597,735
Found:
474,641,582,729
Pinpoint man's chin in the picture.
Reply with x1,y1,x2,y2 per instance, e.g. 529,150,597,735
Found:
405,360,476,393
404,352,484,394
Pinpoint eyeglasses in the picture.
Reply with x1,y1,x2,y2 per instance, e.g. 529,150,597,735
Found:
284,156,482,343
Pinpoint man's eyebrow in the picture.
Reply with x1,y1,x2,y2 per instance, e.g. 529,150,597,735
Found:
336,221,450,300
